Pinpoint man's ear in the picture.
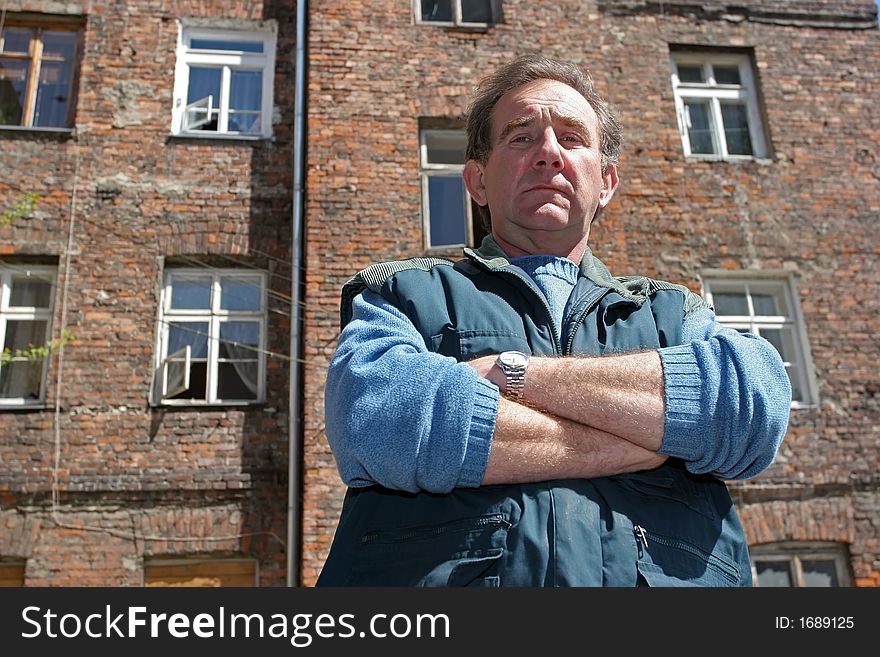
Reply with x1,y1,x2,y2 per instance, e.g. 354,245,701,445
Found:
598,164,619,208
463,159,488,206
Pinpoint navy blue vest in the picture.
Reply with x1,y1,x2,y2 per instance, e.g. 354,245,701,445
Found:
317,248,752,587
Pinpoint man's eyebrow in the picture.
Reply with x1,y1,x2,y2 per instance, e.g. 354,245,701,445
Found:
558,114,591,136
496,114,593,143
498,116,533,142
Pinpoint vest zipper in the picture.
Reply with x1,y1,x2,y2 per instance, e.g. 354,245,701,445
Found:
497,269,563,354
360,514,510,545
563,286,610,354
632,524,740,583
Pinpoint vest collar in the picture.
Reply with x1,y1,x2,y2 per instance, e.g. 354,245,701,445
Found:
464,234,643,302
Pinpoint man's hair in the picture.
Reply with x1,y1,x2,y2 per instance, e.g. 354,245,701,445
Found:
464,53,622,230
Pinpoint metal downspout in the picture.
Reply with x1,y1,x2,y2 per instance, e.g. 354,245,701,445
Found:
287,0,307,587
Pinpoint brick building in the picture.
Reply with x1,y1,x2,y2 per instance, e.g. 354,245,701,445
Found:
1,0,299,586
1,0,878,588
303,0,880,587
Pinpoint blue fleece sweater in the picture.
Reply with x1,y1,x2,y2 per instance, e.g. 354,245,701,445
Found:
324,256,791,493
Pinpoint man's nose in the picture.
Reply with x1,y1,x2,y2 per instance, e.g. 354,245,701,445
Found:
533,129,564,170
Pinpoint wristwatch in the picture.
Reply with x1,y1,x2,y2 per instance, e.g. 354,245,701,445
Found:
496,350,530,401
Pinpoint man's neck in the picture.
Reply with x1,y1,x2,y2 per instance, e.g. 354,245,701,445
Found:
492,231,589,264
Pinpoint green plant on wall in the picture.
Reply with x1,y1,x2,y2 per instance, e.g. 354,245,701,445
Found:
1,192,76,365
0,192,39,226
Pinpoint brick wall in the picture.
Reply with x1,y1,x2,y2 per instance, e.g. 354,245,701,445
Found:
1,0,296,585
303,0,880,585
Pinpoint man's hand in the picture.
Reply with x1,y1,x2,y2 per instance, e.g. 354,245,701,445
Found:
465,354,505,391
467,351,666,452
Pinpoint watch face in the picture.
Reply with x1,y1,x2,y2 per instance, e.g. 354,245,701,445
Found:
500,351,529,368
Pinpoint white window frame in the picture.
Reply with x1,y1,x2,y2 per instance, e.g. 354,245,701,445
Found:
155,268,267,406
171,23,276,139
750,542,851,587
420,128,474,249
670,51,767,160
702,272,818,408
0,264,56,408
414,0,498,28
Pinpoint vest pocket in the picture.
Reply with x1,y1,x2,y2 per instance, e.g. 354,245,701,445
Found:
430,328,530,360
633,525,742,587
613,466,719,520
344,514,510,587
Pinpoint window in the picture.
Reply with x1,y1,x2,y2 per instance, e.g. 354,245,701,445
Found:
670,51,767,159
0,561,25,587
0,265,56,407
171,23,276,138
420,128,485,249
144,558,257,587
155,269,267,405
0,19,81,129
750,543,850,587
703,275,816,407
415,0,500,27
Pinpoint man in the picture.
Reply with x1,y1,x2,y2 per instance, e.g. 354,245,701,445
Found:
316,54,791,587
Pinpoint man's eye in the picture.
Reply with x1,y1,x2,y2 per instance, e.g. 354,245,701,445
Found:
560,135,583,144
511,135,530,143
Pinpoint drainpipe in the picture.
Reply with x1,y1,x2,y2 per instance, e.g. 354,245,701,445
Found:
287,0,307,587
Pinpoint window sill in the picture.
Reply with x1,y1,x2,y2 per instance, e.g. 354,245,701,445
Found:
0,126,75,140
169,131,272,144
684,154,773,165
0,403,48,412
416,22,495,32
152,400,266,409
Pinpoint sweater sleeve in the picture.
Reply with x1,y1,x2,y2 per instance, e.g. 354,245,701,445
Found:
324,289,499,493
658,306,792,480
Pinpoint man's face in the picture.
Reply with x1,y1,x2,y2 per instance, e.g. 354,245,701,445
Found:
464,79,618,257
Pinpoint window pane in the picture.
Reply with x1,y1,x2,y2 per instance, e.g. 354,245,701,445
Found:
218,321,259,358
755,561,793,587
220,277,261,311
712,291,749,316
427,175,467,247
0,359,43,399
168,322,209,358
424,131,466,165
751,292,780,316
0,58,29,125
170,277,211,309
421,0,453,22
229,69,262,134
33,60,72,127
786,365,803,403
41,31,77,59
168,361,207,400
684,100,715,154
759,327,796,362
720,103,753,155
217,363,258,399
713,65,741,85
218,322,259,400
10,274,52,307
461,0,494,23
677,64,704,83
801,560,839,587
186,67,221,131
228,112,259,133
190,38,263,53
1,28,33,53
4,319,47,352
230,70,262,112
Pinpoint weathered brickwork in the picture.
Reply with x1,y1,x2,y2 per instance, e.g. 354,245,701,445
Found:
304,1,880,586
3,0,877,588
1,0,296,585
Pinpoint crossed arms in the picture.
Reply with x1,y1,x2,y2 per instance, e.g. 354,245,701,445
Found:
324,289,791,494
